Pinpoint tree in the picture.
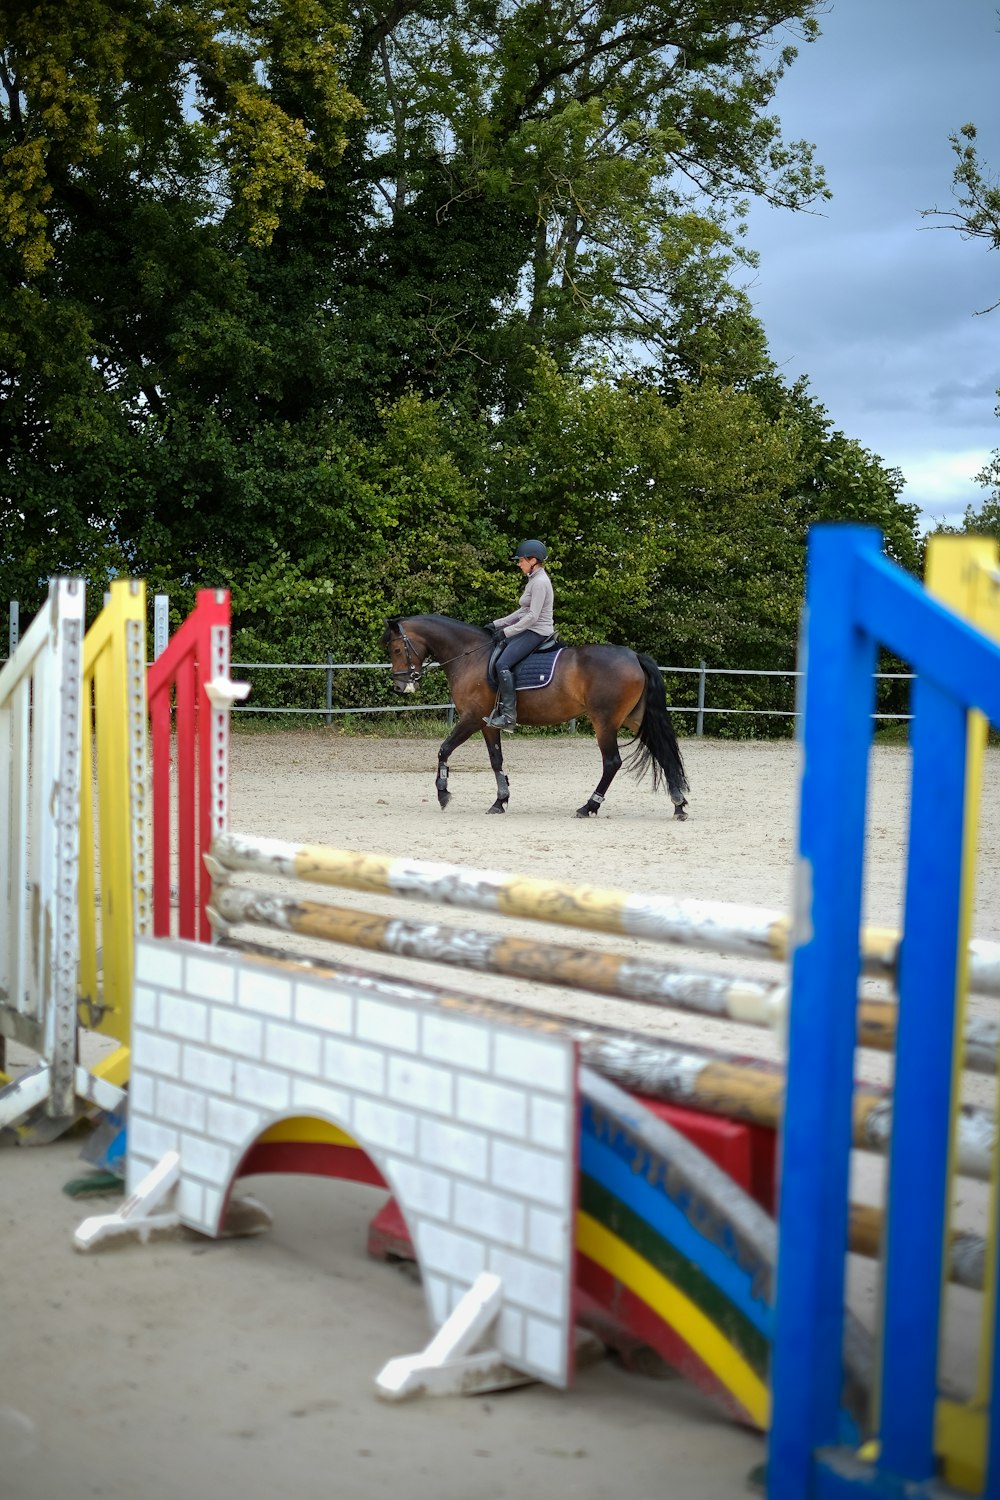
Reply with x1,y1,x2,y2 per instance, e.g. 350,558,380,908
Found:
1,0,360,605
1,0,919,736
921,121,1000,540
922,123,1000,313
327,0,830,406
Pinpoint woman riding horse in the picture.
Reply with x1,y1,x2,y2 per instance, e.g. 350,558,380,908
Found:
383,601,689,820
484,539,555,730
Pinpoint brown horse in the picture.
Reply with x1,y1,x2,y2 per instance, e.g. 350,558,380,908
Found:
383,615,689,819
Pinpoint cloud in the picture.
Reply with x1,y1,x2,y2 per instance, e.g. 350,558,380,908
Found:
735,0,1000,533
930,375,1000,406
896,448,992,527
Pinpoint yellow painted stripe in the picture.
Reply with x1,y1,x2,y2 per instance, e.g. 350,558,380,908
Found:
92,1044,130,1088
498,878,629,933
296,846,395,893
577,1210,770,1429
257,1116,357,1146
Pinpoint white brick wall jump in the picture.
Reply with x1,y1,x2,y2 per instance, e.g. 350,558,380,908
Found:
128,937,579,1388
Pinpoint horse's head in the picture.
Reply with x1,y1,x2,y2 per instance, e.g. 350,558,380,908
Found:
383,617,425,693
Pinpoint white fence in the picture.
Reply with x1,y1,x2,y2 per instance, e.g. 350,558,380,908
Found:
222,658,914,733
6,600,913,734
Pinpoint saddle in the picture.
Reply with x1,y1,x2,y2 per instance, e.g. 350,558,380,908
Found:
487,636,562,690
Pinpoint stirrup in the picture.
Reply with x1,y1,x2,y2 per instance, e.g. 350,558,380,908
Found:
483,710,515,728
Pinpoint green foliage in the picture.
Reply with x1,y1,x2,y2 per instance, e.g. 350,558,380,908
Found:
0,1,924,736
922,123,1000,311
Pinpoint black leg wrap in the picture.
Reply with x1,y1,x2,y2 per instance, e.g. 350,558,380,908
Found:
488,770,510,814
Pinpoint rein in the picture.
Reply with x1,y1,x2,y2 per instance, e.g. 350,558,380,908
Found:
435,642,492,669
391,622,490,684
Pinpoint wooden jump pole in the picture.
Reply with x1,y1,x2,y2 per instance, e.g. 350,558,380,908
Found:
208,883,997,1075
208,831,1000,997
220,933,989,1286
209,914,992,1183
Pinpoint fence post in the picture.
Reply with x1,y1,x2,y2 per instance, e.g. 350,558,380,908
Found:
325,654,334,726
8,601,18,657
447,703,455,727
696,660,706,737
153,594,169,661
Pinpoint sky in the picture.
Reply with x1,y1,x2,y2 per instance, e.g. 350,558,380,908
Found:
742,0,1000,531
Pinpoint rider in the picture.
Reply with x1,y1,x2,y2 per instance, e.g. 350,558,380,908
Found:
483,539,555,729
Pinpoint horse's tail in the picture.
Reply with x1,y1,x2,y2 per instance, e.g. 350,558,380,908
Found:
624,653,689,806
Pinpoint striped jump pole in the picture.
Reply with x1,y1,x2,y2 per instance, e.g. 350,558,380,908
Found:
221,932,987,1290
208,882,997,1075
208,831,1000,997
207,906,993,1184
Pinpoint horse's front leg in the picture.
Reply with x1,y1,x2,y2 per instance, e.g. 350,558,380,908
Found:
576,726,622,818
435,717,478,810
482,726,510,814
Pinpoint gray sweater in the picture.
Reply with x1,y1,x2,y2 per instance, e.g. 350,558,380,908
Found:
494,567,555,638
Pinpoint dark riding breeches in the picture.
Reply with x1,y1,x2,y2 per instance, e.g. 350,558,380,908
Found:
495,631,547,674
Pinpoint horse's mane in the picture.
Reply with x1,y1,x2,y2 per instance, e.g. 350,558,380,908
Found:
382,613,484,648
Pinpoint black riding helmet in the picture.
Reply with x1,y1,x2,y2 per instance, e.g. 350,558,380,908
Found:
512,539,548,561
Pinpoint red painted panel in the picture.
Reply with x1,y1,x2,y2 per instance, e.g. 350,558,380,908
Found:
366,1195,413,1261
149,689,172,938
147,589,232,945
237,1140,388,1189
631,1094,777,1213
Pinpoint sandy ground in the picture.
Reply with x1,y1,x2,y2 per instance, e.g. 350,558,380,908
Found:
3,729,999,1500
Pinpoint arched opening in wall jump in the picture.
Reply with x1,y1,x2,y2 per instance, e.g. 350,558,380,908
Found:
234,1114,388,1194
226,1110,411,1265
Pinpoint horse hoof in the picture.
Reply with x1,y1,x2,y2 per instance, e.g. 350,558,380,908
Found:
575,805,597,818
487,803,506,814
438,793,451,810
673,807,688,821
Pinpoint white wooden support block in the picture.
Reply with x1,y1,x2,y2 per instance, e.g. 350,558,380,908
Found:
375,1271,505,1400
75,1064,126,1115
203,676,250,707
376,1348,535,1401
0,1063,52,1129
73,1150,181,1252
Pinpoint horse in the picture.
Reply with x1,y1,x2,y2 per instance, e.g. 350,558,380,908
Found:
382,615,689,820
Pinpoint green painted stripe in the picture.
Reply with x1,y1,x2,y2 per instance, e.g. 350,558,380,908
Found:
580,1172,769,1375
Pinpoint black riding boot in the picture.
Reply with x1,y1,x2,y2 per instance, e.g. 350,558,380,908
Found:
484,668,517,729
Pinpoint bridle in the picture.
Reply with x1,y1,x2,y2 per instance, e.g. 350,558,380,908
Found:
389,621,424,687
389,620,492,688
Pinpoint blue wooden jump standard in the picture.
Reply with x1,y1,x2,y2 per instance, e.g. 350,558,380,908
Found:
768,524,1000,1499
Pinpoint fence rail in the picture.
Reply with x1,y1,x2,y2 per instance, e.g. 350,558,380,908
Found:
224,658,915,733
5,601,915,733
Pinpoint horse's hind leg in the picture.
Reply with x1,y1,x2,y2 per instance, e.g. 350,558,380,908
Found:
482,727,510,814
576,721,622,818
435,715,478,809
